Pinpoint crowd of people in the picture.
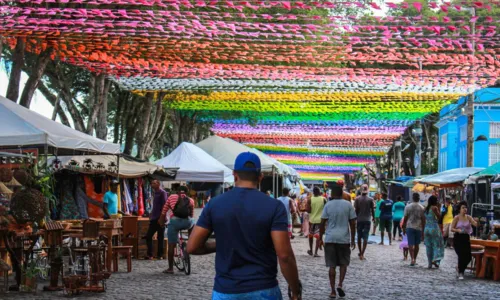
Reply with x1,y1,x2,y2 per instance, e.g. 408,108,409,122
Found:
127,151,480,300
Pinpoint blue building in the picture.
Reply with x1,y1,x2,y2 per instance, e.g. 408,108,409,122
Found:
436,88,500,171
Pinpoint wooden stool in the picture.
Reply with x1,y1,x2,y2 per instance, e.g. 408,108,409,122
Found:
112,246,133,273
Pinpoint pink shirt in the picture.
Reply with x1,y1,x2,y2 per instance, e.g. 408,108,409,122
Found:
161,194,195,219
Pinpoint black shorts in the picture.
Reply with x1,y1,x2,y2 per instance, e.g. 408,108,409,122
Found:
325,243,351,267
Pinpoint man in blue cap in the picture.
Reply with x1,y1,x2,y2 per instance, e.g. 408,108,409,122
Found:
187,152,301,300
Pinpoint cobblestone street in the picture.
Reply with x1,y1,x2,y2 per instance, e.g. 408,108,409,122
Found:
4,226,500,300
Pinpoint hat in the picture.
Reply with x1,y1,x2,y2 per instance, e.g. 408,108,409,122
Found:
336,179,344,186
361,184,369,193
234,152,261,172
110,180,119,185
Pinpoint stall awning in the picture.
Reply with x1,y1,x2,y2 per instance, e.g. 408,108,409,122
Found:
156,142,234,183
0,97,120,154
48,155,163,178
196,135,277,172
417,168,484,186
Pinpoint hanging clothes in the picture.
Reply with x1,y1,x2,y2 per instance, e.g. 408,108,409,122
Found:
137,178,145,216
84,176,105,218
59,175,79,220
123,180,133,214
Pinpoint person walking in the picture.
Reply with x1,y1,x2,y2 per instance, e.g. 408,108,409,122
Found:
299,191,310,237
442,196,455,248
278,188,296,239
392,196,405,241
424,196,445,269
319,186,356,299
402,193,425,267
378,193,393,245
144,180,168,260
307,186,327,257
451,201,478,280
353,184,374,260
187,152,301,299
371,193,382,236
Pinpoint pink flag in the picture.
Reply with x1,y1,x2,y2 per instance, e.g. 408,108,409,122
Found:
412,2,422,12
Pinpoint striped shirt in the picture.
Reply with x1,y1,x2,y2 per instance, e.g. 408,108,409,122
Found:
161,194,195,219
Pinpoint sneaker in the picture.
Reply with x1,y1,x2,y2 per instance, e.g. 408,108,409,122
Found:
458,274,464,280
144,256,153,260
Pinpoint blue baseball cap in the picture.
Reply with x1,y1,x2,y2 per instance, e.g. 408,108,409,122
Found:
234,152,261,172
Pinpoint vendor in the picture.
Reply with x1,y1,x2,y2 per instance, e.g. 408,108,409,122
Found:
103,180,125,219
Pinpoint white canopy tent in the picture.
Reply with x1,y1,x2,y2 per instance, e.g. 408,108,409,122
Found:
0,96,120,154
196,136,277,172
156,142,234,183
48,155,162,178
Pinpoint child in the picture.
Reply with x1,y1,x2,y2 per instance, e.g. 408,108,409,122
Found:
400,217,409,260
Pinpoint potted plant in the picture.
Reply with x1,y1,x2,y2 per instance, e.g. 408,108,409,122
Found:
24,259,42,291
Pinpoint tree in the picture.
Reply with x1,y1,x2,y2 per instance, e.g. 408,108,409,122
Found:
5,37,25,102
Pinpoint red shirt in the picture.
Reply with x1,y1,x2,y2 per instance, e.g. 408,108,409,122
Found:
161,194,195,218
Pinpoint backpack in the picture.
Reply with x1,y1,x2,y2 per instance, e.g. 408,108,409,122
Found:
173,196,191,219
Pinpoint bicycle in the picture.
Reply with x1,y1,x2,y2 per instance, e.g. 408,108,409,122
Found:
172,228,191,275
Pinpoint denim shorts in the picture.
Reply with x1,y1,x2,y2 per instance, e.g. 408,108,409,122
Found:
406,228,422,246
167,217,194,244
212,286,282,300
357,221,371,240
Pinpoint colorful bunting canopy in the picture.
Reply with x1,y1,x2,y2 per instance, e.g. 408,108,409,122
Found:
1,0,499,180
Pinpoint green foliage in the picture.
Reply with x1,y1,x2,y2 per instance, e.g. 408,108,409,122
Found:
24,258,43,279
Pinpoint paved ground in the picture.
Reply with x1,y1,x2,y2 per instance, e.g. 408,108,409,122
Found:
4,212,500,299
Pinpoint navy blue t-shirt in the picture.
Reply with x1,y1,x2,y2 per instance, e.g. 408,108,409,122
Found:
196,187,288,294
379,199,394,220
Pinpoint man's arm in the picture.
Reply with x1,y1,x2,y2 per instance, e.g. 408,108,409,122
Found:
186,226,216,255
371,201,375,221
289,199,296,214
420,211,426,240
319,218,327,242
102,203,110,219
349,219,356,250
306,198,311,213
271,230,300,298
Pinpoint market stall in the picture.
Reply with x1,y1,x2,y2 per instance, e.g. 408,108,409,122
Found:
0,97,123,293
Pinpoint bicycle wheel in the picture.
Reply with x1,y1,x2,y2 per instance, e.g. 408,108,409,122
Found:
173,243,185,271
182,242,190,275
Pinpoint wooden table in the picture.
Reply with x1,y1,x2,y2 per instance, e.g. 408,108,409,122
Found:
471,239,500,280
63,226,122,272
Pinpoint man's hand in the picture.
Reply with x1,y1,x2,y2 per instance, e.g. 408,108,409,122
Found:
158,214,166,227
351,241,356,250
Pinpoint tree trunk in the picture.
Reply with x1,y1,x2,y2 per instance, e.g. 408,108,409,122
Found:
123,96,141,155
96,89,108,140
86,74,109,136
19,49,52,108
51,92,61,121
113,91,126,143
37,82,71,127
6,38,26,102
136,93,154,159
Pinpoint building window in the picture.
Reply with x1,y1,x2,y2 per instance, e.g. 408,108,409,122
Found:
489,144,500,166
460,125,467,142
440,133,447,149
490,122,500,138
